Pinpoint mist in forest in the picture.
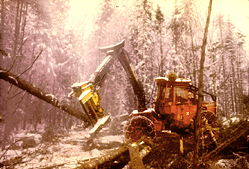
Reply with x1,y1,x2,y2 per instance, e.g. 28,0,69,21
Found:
0,0,249,168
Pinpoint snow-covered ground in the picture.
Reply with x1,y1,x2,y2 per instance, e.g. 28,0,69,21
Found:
221,116,246,127
0,126,124,168
211,152,249,169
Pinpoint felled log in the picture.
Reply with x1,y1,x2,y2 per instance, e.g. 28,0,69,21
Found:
123,145,151,169
203,121,249,162
128,143,145,169
77,142,151,169
0,67,89,123
76,145,128,169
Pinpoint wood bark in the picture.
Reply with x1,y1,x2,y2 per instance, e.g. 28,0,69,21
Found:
0,67,89,123
193,0,213,168
128,143,145,169
189,22,197,86
123,145,151,169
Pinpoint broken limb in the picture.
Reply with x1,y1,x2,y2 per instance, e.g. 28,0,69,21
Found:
0,67,89,123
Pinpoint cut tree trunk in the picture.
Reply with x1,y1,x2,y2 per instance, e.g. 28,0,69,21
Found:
0,67,89,123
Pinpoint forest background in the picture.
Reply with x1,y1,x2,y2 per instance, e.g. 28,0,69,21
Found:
0,0,249,150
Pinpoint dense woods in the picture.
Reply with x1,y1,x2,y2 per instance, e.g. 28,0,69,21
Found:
0,0,249,165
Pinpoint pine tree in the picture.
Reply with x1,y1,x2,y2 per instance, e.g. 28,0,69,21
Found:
128,0,155,104
154,5,165,76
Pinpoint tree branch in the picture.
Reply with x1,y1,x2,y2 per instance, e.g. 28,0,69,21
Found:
7,37,29,72
8,90,24,101
18,49,43,77
8,91,27,120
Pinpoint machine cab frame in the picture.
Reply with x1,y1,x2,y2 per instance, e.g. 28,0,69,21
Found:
155,77,197,130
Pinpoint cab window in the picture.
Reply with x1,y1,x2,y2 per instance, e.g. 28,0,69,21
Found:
165,85,173,101
158,84,166,100
175,86,188,103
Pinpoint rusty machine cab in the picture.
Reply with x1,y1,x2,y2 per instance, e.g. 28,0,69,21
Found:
155,77,197,131
154,76,217,133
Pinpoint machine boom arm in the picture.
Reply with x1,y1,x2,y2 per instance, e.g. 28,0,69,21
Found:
99,40,146,111
69,40,146,133
116,49,146,111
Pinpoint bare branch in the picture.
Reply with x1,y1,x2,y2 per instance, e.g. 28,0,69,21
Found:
18,49,43,77
0,138,25,160
9,91,27,118
7,90,25,101
7,37,29,72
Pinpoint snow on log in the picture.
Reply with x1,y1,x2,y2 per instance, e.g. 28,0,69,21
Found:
0,67,89,123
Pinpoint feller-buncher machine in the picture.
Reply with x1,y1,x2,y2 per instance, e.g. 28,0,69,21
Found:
69,40,219,151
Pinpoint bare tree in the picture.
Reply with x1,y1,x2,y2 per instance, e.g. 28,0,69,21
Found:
193,0,213,168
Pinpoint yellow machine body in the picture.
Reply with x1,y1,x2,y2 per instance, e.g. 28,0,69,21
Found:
69,82,107,126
